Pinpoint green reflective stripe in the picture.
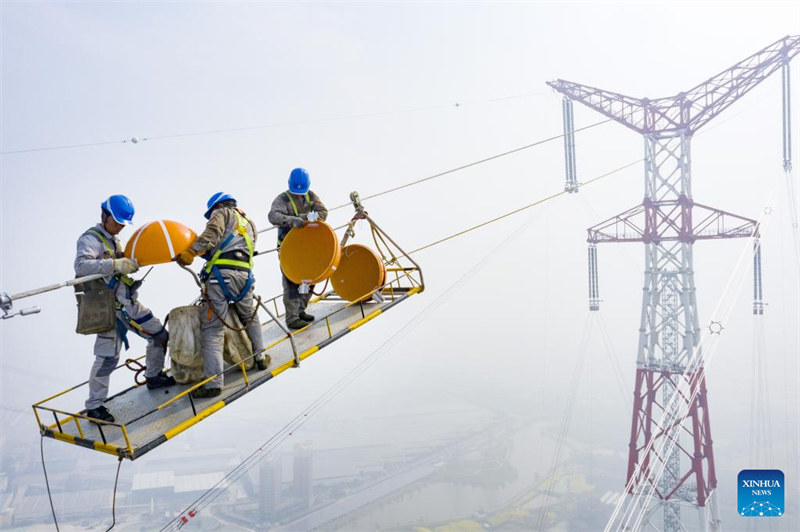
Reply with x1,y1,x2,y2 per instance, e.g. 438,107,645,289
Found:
285,192,312,216
213,258,251,268
89,229,125,287
286,193,299,216
237,211,254,268
89,229,115,257
204,211,254,273
204,249,224,274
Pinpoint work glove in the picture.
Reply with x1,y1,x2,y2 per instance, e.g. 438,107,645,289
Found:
175,249,197,266
290,216,306,228
307,211,319,222
114,258,139,275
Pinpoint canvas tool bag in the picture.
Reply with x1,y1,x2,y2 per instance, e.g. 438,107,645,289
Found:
74,278,116,334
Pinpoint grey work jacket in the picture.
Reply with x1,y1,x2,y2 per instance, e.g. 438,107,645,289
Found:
74,224,122,283
268,190,328,228
191,206,258,259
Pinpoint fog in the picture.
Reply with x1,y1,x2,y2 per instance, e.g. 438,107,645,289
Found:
1,2,798,531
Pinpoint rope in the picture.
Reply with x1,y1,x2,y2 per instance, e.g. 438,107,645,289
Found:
105,457,124,532
202,292,262,333
408,159,642,255
124,358,147,385
1,92,545,155
371,223,399,266
310,279,329,297
328,118,613,212
40,436,61,532
160,201,546,532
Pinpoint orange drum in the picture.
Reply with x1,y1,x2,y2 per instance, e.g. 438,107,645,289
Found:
330,244,386,302
280,221,341,285
124,220,197,266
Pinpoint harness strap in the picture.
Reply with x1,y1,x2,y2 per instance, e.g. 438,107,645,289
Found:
88,229,118,257
87,229,137,298
211,267,254,304
115,319,130,350
280,193,314,246
204,210,254,274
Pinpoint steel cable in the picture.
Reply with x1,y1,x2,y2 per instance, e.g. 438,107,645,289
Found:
40,436,61,532
408,158,642,255
1,92,546,155
327,119,613,213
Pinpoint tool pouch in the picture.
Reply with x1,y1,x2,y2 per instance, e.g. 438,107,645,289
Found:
74,278,116,334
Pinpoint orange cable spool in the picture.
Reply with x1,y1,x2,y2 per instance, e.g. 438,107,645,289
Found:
330,244,386,302
124,220,197,266
279,221,341,285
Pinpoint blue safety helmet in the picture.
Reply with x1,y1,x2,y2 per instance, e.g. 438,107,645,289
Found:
204,191,236,219
101,195,135,225
288,167,310,195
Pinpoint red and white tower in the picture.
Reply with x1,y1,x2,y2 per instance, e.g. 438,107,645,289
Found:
548,35,800,531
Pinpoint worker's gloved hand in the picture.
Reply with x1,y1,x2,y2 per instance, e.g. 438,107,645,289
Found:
175,249,197,266
114,258,139,275
307,211,319,222
290,217,306,228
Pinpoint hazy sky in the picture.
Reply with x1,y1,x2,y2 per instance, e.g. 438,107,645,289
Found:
1,1,799,530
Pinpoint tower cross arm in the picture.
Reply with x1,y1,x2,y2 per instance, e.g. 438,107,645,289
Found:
685,35,800,132
691,202,759,241
548,35,800,135
546,79,650,133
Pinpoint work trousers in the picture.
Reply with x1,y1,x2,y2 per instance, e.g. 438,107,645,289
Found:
201,269,265,389
86,285,166,410
282,273,314,325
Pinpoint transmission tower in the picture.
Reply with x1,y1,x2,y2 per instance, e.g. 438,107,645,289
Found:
548,35,800,531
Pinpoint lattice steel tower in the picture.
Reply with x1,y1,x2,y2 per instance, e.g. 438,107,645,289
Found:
548,35,800,531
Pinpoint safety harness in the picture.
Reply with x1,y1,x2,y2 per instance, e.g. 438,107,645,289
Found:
277,192,314,246
86,228,160,349
202,210,256,304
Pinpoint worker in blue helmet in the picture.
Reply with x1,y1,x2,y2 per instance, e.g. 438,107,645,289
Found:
176,192,269,399
74,195,175,423
268,168,329,329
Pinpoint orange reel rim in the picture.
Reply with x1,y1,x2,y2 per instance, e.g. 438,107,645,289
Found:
279,221,341,285
330,244,386,302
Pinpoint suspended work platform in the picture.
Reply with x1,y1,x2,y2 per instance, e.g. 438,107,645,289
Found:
32,196,423,460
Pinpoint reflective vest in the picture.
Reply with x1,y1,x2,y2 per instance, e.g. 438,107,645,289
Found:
84,229,155,344
202,210,256,304
278,192,314,246
204,210,255,274
86,229,135,290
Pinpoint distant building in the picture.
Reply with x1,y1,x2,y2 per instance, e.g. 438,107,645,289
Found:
259,457,282,522
130,470,227,509
293,443,313,507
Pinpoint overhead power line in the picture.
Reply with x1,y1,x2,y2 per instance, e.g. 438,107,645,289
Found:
407,158,642,254
253,116,614,240
328,118,613,212
0,92,545,155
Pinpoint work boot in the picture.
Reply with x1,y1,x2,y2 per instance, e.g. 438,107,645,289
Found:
299,311,315,322
255,355,270,371
191,387,222,399
146,372,176,390
86,405,115,423
287,318,310,330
